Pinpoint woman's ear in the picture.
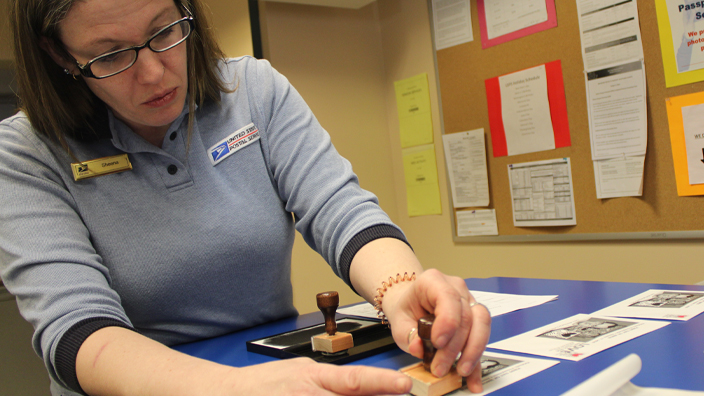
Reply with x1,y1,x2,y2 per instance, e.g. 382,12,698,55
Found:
38,36,78,75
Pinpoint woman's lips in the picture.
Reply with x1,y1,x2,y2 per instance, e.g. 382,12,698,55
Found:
143,88,177,107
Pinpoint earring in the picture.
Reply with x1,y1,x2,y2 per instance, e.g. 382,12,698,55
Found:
64,69,79,80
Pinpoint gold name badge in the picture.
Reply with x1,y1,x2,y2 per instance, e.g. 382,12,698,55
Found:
71,154,133,181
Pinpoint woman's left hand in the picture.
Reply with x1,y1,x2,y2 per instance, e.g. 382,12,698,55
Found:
380,269,491,394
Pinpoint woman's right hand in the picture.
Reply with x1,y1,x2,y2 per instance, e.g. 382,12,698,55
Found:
76,326,411,396
228,358,412,395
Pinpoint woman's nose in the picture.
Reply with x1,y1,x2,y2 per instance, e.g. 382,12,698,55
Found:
132,48,166,85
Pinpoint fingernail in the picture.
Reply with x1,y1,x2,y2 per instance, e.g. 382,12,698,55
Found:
472,381,484,393
435,363,448,377
459,362,471,376
436,335,448,348
395,376,411,392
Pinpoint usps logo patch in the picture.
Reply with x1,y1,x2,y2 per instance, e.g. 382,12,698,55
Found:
208,123,260,166
211,142,229,162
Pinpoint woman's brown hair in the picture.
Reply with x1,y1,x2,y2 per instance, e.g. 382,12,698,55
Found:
10,0,229,152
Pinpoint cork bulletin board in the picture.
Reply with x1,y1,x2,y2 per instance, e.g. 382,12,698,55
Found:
430,0,704,242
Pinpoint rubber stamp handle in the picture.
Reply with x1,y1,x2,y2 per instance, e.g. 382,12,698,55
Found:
317,291,339,335
418,314,436,371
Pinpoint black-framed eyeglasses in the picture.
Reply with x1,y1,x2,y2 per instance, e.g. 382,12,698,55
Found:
72,5,195,79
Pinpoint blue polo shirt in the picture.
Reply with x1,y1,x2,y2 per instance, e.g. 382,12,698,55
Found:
0,56,407,395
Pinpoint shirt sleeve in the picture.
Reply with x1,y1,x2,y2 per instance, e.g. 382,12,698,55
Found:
238,58,409,287
0,116,132,392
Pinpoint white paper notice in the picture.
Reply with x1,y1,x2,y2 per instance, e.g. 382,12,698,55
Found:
337,302,378,320
432,0,473,50
586,61,647,160
576,0,643,71
508,158,577,227
456,209,498,237
483,0,548,40
593,156,645,199
680,103,704,184
499,64,556,156
592,289,704,321
339,291,556,320
471,290,557,317
489,314,669,361
442,129,490,208
447,352,558,396
561,354,704,396
666,0,704,73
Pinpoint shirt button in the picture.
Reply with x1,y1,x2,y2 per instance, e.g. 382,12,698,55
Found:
167,165,178,175
169,132,177,141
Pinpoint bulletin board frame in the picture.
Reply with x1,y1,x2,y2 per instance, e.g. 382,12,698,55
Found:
427,0,704,243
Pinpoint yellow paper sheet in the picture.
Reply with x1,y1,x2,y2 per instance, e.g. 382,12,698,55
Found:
402,144,442,216
655,1,704,87
394,73,434,148
665,92,704,196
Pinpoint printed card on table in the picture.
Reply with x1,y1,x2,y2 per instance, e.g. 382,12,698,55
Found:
444,352,558,396
488,314,669,361
592,289,704,321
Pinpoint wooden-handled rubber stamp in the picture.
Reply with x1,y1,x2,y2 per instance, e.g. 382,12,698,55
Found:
401,314,462,396
311,291,354,353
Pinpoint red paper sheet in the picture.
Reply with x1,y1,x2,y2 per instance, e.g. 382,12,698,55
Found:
477,0,557,49
485,60,570,157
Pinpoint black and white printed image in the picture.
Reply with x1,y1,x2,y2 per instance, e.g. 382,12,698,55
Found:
480,356,521,377
629,292,704,309
537,318,635,342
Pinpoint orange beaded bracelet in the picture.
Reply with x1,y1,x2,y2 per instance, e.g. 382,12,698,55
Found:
373,272,416,325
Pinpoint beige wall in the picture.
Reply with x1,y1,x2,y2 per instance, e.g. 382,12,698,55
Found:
0,297,50,396
204,0,254,58
259,2,397,313
256,0,704,314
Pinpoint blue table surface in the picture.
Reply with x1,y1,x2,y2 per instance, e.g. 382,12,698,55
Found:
173,277,704,395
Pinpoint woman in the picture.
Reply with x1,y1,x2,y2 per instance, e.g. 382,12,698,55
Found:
0,0,491,395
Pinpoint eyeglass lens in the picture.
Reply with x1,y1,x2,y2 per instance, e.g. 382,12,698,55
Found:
90,19,191,78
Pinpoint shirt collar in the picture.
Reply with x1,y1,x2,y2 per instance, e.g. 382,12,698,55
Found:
108,100,191,154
